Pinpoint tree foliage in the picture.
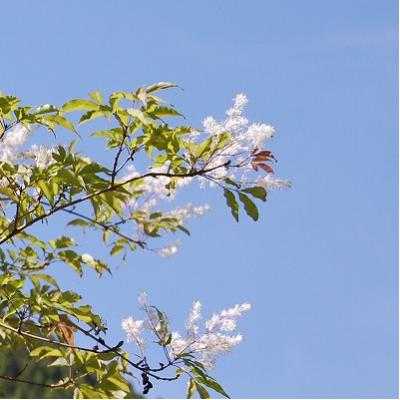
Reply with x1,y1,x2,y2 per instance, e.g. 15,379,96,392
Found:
0,83,288,398
0,343,140,398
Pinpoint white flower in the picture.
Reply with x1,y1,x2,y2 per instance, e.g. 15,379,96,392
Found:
170,300,251,368
122,294,251,371
0,124,31,161
233,93,248,110
169,203,211,224
26,144,57,168
160,242,179,258
138,291,148,307
169,331,189,355
121,316,145,346
205,303,252,332
254,174,292,190
191,332,244,369
245,123,275,147
186,301,202,336
33,104,53,113
200,93,282,188
202,116,222,135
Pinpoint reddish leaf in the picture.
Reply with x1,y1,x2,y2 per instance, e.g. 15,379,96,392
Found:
254,150,277,162
251,161,259,171
254,150,272,157
258,163,274,174
253,155,268,162
58,315,77,346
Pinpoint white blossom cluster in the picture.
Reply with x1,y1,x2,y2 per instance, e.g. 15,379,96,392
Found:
0,123,57,168
0,124,31,162
20,144,58,168
198,94,291,190
122,293,251,369
123,164,194,212
169,203,211,223
119,94,290,257
121,316,146,350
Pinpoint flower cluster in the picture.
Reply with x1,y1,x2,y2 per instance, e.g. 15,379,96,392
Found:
196,93,290,190
0,93,290,260
121,293,251,370
0,123,58,169
119,94,289,257
20,144,58,168
0,123,31,162
170,301,251,368
121,316,146,350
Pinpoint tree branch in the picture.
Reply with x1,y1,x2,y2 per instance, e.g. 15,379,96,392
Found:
0,374,72,389
0,320,179,382
0,161,230,245
56,205,146,248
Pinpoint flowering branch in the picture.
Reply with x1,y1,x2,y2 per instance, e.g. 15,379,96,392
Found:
0,83,289,398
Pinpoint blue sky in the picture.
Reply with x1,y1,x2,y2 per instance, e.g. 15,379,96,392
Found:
1,0,398,398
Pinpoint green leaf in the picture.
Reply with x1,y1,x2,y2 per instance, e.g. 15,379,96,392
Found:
177,225,191,236
146,81,177,93
91,127,123,141
223,189,239,222
126,108,147,124
195,381,210,399
88,90,104,104
187,378,196,399
30,274,60,289
30,346,63,359
238,193,259,221
224,177,240,189
110,244,124,256
198,377,230,398
61,99,99,112
52,115,75,132
67,218,90,229
37,180,54,205
106,376,130,393
78,110,104,125
194,137,212,158
149,106,183,118
49,236,75,249
32,104,58,115
242,186,267,202
48,357,70,367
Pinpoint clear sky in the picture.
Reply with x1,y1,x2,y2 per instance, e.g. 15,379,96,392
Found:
1,0,398,398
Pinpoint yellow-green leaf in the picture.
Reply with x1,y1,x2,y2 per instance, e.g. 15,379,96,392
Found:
61,99,99,113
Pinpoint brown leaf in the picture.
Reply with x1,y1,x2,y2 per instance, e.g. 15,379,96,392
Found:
57,315,77,346
253,155,268,162
258,163,274,174
254,150,272,157
254,150,277,162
